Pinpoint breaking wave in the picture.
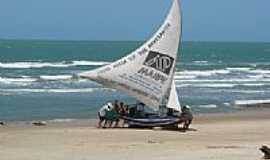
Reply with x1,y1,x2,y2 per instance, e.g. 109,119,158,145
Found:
0,75,75,85
175,68,270,79
206,89,269,94
177,83,268,88
233,99,270,105
0,88,114,93
39,75,73,81
192,61,209,65
249,70,270,74
72,60,110,66
197,104,217,108
175,78,270,82
226,67,251,71
177,83,235,88
176,70,230,77
0,77,38,85
0,60,110,69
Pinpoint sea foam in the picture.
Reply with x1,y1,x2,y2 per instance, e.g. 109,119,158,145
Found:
0,60,110,69
0,88,114,93
177,70,230,77
198,104,217,108
234,100,270,105
0,77,37,84
40,75,73,81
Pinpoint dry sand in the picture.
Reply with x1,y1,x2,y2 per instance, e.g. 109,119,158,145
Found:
0,110,270,160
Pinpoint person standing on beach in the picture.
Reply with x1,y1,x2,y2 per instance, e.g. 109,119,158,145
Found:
106,101,120,128
181,105,193,129
112,100,122,128
97,102,113,128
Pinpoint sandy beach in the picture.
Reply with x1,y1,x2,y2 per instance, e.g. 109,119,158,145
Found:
0,110,269,160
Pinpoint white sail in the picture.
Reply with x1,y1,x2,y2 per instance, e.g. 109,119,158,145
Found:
166,80,181,112
79,0,181,111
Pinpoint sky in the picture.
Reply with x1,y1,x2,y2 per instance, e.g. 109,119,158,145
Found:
0,0,269,42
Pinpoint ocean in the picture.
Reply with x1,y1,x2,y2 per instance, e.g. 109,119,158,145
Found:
0,39,270,121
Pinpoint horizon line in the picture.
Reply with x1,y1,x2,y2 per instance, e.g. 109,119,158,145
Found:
0,38,270,44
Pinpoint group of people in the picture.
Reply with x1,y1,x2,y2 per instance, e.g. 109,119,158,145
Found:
97,100,193,129
97,100,129,128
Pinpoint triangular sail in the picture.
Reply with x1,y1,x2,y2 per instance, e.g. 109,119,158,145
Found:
79,0,181,111
166,80,181,112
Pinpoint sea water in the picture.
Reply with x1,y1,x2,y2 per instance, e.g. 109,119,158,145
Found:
0,40,270,121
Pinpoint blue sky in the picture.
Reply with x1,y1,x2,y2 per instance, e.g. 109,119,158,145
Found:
0,0,269,42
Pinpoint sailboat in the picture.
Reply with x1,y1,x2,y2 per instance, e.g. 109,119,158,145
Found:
80,0,182,127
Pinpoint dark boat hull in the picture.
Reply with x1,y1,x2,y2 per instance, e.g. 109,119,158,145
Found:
123,116,181,128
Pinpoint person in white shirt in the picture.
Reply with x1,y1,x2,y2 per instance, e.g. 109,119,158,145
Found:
97,102,113,128
180,105,193,129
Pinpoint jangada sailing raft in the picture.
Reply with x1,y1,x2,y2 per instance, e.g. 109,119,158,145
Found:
79,0,193,128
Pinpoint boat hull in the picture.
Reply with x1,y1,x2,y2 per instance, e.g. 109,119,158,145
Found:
122,116,181,128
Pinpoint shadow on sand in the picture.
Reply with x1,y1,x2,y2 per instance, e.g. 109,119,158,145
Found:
103,126,198,133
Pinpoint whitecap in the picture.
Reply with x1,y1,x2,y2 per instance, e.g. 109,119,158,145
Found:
226,67,251,71
0,77,37,84
176,83,235,88
222,90,267,94
175,78,270,83
234,100,270,105
0,88,115,93
0,60,110,69
72,60,110,66
0,93,13,96
175,70,230,77
174,75,197,80
176,82,268,88
198,104,217,109
193,61,208,65
0,62,68,68
240,83,265,87
40,75,73,81
249,69,270,74
247,75,265,79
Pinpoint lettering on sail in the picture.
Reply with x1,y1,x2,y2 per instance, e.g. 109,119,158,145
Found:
148,23,171,49
113,59,127,68
137,67,168,84
98,66,111,74
137,48,148,56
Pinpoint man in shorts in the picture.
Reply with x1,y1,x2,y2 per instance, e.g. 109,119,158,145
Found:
97,102,113,128
180,105,193,129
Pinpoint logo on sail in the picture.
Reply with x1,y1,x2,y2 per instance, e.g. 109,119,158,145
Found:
143,51,174,75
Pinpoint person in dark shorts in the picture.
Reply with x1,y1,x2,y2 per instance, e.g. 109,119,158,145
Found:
180,105,193,129
97,102,113,128
112,100,123,128
106,104,119,128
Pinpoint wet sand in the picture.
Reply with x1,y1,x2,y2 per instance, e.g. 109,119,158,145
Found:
0,110,270,160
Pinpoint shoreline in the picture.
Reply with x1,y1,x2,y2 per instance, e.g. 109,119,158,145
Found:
2,108,270,128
